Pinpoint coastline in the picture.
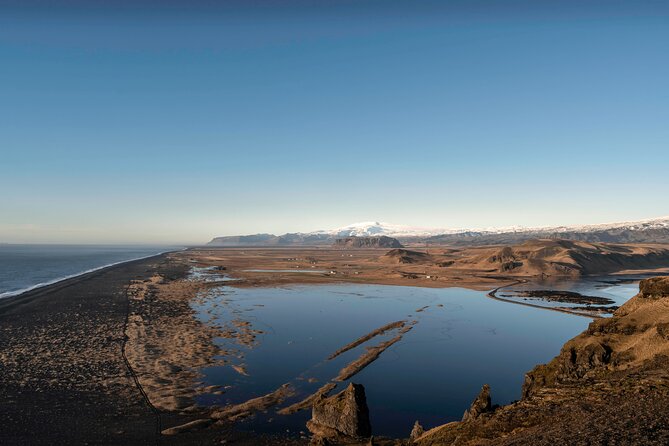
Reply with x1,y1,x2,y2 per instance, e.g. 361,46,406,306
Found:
0,248,181,300
0,254,178,445
0,246,660,445
0,251,305,446
485,281,606,319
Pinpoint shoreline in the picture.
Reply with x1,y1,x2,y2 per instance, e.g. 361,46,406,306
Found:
0,254,173,445
486,281,606,319
0,251,305,446
0,249,180,301
0,247,657,445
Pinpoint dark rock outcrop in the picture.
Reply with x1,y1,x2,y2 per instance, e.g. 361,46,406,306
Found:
561,342,612,377
640,277,669,297
334,236,403,249
307,383,371,442
461,384,492,422
410,421,424,442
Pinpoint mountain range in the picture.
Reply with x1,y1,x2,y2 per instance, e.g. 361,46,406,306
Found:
207,216,669,246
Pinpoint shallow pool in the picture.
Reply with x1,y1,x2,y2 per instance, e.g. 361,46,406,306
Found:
191,281,637,437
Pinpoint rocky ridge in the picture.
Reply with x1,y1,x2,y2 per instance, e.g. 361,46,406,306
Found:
413,277,669,446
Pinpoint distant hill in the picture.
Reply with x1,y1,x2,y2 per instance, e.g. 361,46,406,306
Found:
207,216,669,246
333,236,402,249
380,249,433,264
427,224,669,246
207,233,332,247
449,239,669,277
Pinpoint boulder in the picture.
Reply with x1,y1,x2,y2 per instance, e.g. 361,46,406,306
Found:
640,277,669,298
462,384,492,422
307,383,371,441
559,342,611,379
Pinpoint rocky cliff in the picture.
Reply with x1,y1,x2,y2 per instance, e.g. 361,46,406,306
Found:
414,277,669,446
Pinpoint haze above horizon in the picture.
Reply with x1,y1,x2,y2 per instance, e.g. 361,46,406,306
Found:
2,1,668,244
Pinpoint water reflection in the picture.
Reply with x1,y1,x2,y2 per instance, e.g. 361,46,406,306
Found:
191,281,637,437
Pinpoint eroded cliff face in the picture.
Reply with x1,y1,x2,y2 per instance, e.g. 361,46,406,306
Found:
414,277,669,446
522,277,669,398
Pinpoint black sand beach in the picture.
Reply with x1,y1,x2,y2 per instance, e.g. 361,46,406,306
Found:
4,248,669,446
0,254,300,446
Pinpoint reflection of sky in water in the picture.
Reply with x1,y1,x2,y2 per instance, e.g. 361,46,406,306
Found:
503,275,650,311
187,282,633,437
188,266,237,282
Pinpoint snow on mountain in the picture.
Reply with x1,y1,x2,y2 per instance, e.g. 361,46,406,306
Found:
208,216,669,247
310,216,669,238
316,221,461,238
543,216,669,233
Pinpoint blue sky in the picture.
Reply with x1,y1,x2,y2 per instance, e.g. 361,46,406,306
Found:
1,1,668,244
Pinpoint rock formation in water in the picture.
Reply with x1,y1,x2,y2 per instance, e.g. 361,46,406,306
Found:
461,384,492,422
334,236,403,249
307,383,372,443
414,277,669,446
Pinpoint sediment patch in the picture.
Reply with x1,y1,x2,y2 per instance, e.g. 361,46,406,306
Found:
327,320,406,360
277,383,338,415
125,275,224,412
211,383,295,422
502,290,615,305
335,335,403,381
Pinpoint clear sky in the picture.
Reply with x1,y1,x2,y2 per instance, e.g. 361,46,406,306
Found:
1,1,668,244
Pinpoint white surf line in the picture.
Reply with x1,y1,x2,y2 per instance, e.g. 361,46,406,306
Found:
0,249,183,300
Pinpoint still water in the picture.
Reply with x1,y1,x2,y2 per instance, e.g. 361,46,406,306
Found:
191,280,636,437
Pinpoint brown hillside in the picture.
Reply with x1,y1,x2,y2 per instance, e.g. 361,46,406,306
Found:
453,239,669,277
380,249,433,264
415,277,669,446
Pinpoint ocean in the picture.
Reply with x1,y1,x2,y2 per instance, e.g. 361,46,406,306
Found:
0,244,180,298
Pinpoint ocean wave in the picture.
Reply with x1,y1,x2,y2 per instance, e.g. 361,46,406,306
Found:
0,250,179,299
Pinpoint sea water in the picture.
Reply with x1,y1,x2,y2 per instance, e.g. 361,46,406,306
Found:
0,244,178,298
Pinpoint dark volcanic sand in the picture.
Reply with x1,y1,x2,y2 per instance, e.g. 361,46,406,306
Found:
0,255,302,446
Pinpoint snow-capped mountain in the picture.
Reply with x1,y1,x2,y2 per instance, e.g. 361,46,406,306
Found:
207,216,669,246
534,216,669,234
313,217,669,238
313,221,461,238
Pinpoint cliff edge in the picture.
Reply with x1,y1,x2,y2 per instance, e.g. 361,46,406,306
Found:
415,277,669,446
